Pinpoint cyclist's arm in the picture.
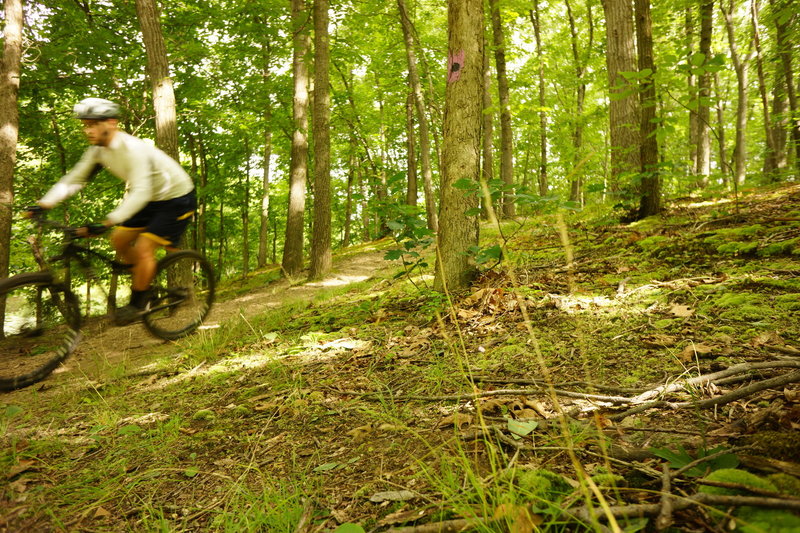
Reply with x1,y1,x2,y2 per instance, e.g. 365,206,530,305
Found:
38,148,102,209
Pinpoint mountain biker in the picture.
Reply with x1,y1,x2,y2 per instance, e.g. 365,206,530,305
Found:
30,97,197,325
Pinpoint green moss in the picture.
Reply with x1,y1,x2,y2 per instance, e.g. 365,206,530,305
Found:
716,241,759,255
758,238,800,257
767,473,800,496
511,468,572,501
636,235,670,254
699,468,777,495
775,294,800,311
744,431,800,461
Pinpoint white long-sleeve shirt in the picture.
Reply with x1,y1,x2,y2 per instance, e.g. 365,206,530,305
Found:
40,131,194,225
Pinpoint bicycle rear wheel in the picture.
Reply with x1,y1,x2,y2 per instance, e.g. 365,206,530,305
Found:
0,272,82,392
143,250,215,341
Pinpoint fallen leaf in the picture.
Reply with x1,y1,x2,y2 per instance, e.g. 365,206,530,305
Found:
369,490,417,503
93,506,112,519
7,460,36,480
378,507,434,526
679,343,714,361
437,413,473,430
785,389,800,403
670,304,694,317
493,503,543,533
346,424,374,443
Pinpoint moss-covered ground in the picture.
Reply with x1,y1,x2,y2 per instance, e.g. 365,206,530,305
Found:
2,184,800,532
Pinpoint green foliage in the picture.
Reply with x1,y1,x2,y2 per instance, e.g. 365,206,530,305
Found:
649,445,739,476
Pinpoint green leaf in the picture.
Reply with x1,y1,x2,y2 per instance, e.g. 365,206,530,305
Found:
183,466,199,478
117,424,143,436
4,405,23,418
507,419,538,439
333,525,365,533
384,249,404,261
690,52,706,66
452,178,477,191
313,462,340,472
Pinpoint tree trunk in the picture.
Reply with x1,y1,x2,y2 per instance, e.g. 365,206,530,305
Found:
343,145,355,247
772,0,800,172
435,0,483,293
530,2,548,197
635,0,660,217
309,0,332,280
772,71,789,171
242,139,251,277
398,0,438,231
713,73,732,181
259,45,273,269
602,0,641,190
405,92,418,207
751,0,778,175
135,0,180,161
721,0,754,186
686,7,700,173
565,0,592,205
0,0,23,320
282,0,311,277
489,0,515,217
481,34,494,208
695,0,713,183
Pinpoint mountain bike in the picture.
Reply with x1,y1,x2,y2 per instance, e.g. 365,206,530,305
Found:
0,213,215,392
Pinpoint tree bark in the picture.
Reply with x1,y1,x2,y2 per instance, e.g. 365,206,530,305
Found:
635,0,660,217
398,0,438,231
309,0,332,280
0,0,23,323
565,0,593,205
282,0,311,277
772,0,800,172
405,92,418,207
489,0,515,217
530,1,548,197
602,0,641,190
750,0,778,175
242,139,251,277
695,0,713,183
721,0,754,186
435,0,483,293
481,34,494,202
258,45,273,269
686,7,699,173
135,0,179,161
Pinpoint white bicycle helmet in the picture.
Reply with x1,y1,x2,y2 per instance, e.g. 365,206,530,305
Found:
73,98,120,120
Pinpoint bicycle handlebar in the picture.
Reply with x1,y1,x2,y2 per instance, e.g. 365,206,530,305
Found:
25,208,108,239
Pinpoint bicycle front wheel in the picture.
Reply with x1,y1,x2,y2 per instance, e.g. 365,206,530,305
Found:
143,250,215,341
0,272,82,392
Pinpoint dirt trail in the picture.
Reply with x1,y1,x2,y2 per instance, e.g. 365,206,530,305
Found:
4,247,391,399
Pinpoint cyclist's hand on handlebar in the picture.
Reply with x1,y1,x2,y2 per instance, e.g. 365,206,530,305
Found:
23,205,48,219
75,222,110,238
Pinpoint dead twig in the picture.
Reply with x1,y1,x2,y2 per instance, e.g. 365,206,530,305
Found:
655,463,674,531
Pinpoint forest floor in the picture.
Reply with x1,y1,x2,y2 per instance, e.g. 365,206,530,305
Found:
2,184,800,532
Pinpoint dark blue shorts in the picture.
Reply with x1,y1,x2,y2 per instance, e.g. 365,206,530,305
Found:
118,189,196,247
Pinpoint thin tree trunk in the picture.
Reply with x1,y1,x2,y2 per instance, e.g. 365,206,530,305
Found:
635,0,660,218
721,0,754,186
566,0,592,205
602,0,641,190
772,0,800,172
242,139,251,277
282,0,311,277
481,35,494,218
714,72,732,181
686,7,699,173
343,147,355,247
489,0,515,217
435,0,483,292
750,0,777,175
695,0,714,183
0,0,23,322
772,70,789,171
309,0,332,280
259,45,273,269
530,2,548,196
405,92,418,207
135,0,180,161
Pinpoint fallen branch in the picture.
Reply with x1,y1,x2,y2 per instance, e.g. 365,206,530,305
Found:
655,463,674,531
